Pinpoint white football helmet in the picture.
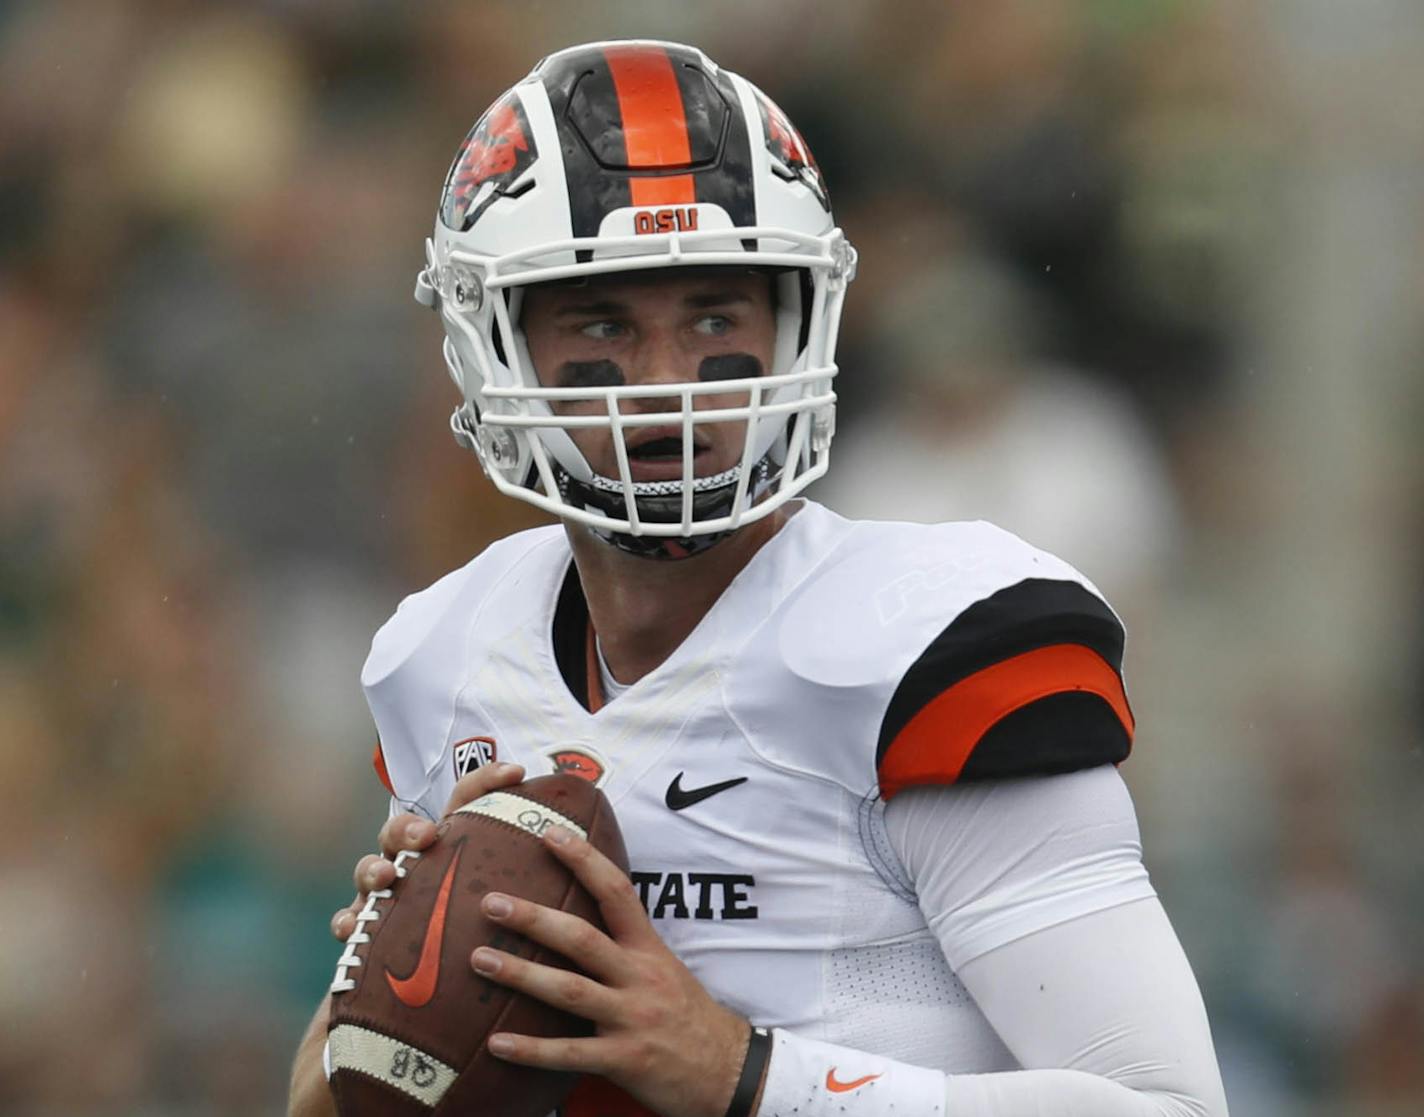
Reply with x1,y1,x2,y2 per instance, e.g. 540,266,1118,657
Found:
415,40,856,558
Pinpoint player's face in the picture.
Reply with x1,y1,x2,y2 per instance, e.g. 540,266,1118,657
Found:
521,271,777,483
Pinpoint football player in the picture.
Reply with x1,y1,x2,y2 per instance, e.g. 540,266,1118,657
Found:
289,41,1228,1117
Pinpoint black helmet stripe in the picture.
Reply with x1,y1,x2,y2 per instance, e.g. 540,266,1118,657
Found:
689,62,754,226
540,49,632,241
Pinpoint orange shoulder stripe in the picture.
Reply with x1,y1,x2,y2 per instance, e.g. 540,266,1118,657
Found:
877,643,1134,800
372,741,395,796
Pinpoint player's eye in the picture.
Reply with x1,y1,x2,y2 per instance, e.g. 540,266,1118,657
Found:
692,314,733,338
580,320,625,340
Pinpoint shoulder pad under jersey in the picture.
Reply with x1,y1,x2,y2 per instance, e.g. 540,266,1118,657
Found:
362,525,566,808
734,518,1133,798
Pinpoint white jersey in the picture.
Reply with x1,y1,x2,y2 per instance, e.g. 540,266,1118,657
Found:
362,500,1139,1086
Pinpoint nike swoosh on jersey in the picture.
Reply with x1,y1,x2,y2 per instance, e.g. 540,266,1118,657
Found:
826,1069,882,1093
664,773,748,811
385,845,463,1008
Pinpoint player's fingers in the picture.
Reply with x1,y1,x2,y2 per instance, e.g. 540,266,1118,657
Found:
331,900,361,941
480,892,630,983
377,812,438,860
352,853,396,894
444,761,526,815
541,826,656,945
471,947,618,1023
486,1031,609,1074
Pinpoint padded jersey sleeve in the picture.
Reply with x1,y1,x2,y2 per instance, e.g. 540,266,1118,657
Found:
746,517,1136,798
753,902,1229,1117
943,900,1230,1115
359,526,565,817
877,577,1134,800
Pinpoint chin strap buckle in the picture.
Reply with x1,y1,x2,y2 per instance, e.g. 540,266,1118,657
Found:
449,407,479,452
414,237,441,309
414,265,440,309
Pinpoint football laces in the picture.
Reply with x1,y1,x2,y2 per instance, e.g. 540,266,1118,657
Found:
330,849,422,995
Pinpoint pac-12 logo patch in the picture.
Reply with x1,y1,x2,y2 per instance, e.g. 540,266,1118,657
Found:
452,735,497,779
541,743,610,787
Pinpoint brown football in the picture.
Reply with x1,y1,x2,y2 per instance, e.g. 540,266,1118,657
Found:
326,774,629,1117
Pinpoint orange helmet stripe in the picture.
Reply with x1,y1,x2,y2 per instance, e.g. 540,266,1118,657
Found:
604,45,696,207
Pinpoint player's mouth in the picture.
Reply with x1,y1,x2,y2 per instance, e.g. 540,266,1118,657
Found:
624,426,713,481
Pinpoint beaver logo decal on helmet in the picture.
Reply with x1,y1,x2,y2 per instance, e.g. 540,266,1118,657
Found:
755,90,829,212
440,90,538,232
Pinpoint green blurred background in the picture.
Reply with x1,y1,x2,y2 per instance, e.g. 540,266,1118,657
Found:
2,2,1420,1113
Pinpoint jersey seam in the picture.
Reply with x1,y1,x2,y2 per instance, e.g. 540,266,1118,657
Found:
406,529,566,810
719,517,885,795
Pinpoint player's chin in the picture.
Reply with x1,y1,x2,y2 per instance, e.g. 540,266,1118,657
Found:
626,455,710,483
590,444,742,485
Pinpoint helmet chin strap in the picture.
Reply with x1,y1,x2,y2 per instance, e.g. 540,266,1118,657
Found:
557,458,776,561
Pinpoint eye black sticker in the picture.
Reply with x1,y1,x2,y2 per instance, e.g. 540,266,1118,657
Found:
698,353,763,382
559,360,626,388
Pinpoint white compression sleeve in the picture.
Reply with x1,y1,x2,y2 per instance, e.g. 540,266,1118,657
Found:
874,767,1229,1116
752,903,1228,1117
885,765,1157,972
945,899,1229,1115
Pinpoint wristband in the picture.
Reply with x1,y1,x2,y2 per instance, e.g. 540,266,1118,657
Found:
725,1025,772,1117
756,1029,946,1117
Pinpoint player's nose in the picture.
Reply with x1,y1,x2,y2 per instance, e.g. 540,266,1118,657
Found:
623,330,696,406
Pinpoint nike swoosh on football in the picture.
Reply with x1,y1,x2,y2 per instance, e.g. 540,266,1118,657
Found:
826,1069,882,1093
664,773,748,811
385,845,462,1008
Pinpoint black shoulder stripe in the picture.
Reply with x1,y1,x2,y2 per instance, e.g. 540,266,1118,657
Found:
876,578,1124,769
957,692,1131,782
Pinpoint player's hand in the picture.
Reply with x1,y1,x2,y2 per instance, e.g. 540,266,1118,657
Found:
330,762,527,941
472,826,751,1117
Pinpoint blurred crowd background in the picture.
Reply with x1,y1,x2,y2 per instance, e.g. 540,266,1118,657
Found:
2,1,1421,1114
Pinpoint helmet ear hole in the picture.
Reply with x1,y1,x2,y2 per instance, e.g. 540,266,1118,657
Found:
772,270,806,376
796,269,813,354
490,300,509,365
498,286,530,372
766,269,813,361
